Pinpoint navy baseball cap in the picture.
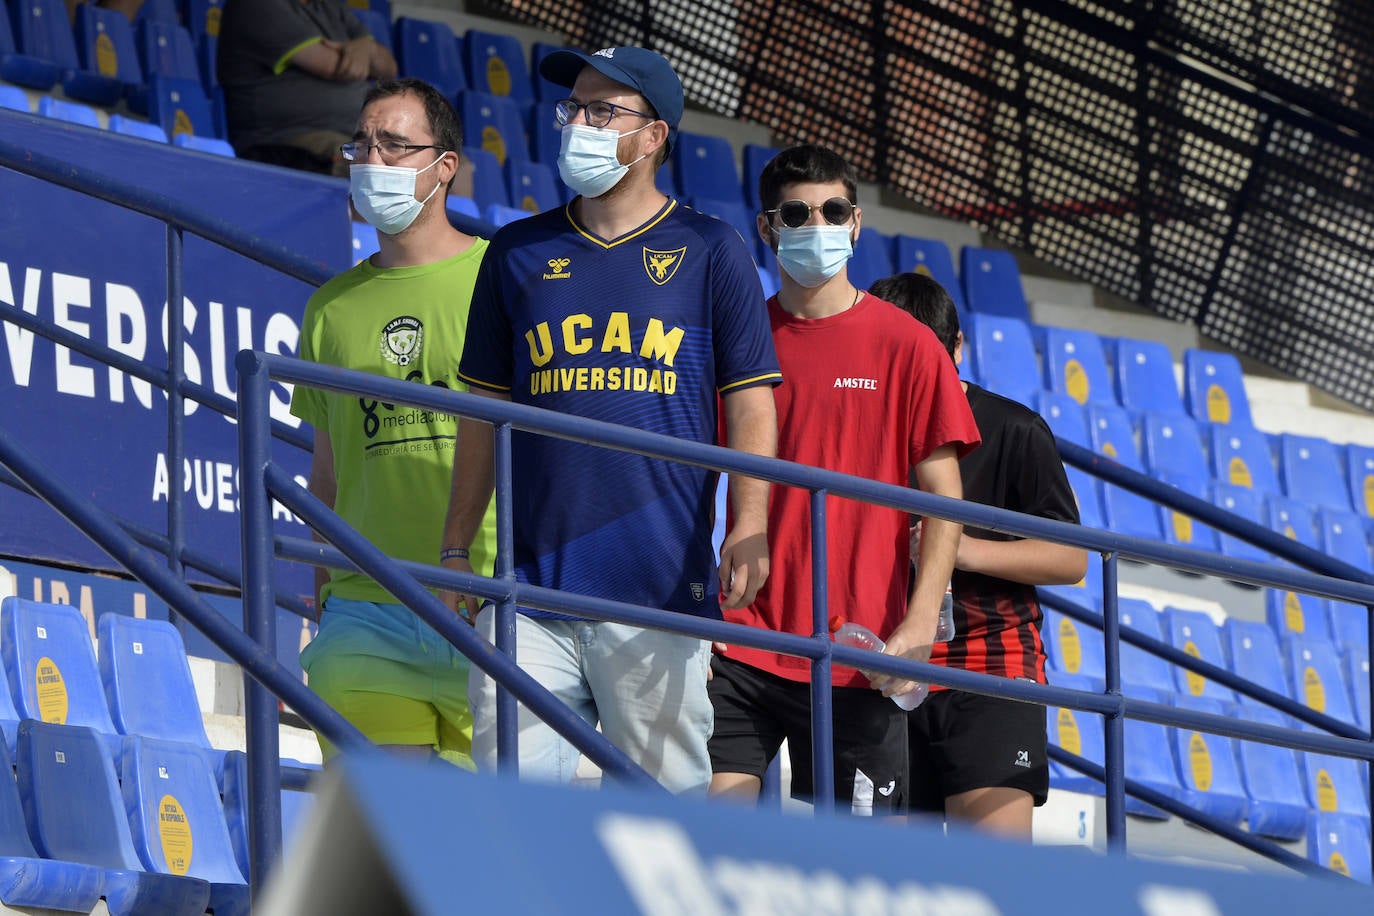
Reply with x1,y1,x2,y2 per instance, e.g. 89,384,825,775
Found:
539,46,684,151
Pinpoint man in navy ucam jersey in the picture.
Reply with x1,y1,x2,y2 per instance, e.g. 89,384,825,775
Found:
441,46,780,793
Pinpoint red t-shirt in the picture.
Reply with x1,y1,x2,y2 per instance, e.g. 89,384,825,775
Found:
722,293,980,686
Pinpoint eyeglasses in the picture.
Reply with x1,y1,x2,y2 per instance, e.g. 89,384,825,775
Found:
340,140,447,161
764,197,856,229
553,98,655,129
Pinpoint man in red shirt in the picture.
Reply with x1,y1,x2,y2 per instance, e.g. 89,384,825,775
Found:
708,145,980,814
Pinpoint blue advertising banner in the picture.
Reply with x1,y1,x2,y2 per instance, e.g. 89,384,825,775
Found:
0,109,351,601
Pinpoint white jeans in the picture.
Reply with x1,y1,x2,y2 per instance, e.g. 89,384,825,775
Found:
469,608,713,794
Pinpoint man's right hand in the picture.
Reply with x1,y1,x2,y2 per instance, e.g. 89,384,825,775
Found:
440,554,481,624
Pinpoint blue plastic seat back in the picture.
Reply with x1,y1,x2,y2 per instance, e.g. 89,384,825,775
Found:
122,736,245,885
1140,411,1207,480
1183,349,1252,427
1155,471,1218,551
670,130,740,203
849,228,895,292
1033,390,1090,447
966,314,1040,404
350,8,392,53
1117,599,1174,698
463,28,533,104
73,3,144,98
11,0,79,69
1265,494,1320,553
757,263,779,299
1348,649,1370,730
221,751,317,879
483,203,531,227
1086,403,1142,470
461,145,509,211
528,109,562,166
741,143,779,211
1345,443,1374,520
1042,327,1113,407
1329,601,1370,658
341,0,390,19
505,159,560,213
690,195,763,263
394,17,465,102
1162,607,1233,702
960,246,1030,321
1308,812,1373,883
0,83,28,111
1063,466,1105,531
108,113,169,142
1287,634,1357,728
458,89,528,167
1168,695,1247,825
1318,507,1372,574
1,597,116,736
530,41,571,102
1040,606,1105,681
352,221,380,264
98,614,210,748
1229,704,1307,840
148,76,217,140
0,0,62,89
172,132,234,156
1280,433,1351,512
445,194,480,221
1045,672,1106,796
1301,752,1370,817
137,20,199,82
1210,481,1271,563
1207,422,1279,493
183,0,226,43
36,96,101,129
1221,617,1291,709
891,235,967,312
1121,688,1182,818
135,0,180,25
1111,336,1184,414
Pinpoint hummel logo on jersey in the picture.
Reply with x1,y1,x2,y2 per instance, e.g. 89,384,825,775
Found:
877,780,896,797
643,246,686,285
1014,749,1031,768
833,377,878,390
543,257,572,280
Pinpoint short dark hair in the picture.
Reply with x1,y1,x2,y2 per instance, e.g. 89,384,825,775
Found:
758,144,858,213
363,78,463,154
870,271,961,362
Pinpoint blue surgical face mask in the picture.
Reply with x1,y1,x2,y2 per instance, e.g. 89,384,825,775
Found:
774,224,854,287
557,123,648,199
349,155,444,235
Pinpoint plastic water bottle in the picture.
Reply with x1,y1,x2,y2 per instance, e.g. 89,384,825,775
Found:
828,616,929,710
934,582,955,643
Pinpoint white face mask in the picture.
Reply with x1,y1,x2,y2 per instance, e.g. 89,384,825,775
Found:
557,123,648,198
774,224,854,287
349,155,445,235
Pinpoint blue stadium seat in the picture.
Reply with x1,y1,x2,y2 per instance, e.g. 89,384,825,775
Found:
1307,811,1373,883
147,76,217,140
197,33,216,90
1040,607,1104,683
1319,507,1372,574
757,263,779,299
484,203,531,227
848,228,895,292
108,113,169,142
0,0,57,89
221,751,318,880
1162,607,1233,703
1210,481,1271,563
1222,617,1292,712
458,90,527,167
16,720,211,916
173,132,235,157
1034,390,1090,446
1279,433,1351,512
1234,704,1307,839
1045,671,1105,795
36,96,101,129
97,615,216,758
671,130,740,202
350,9,392,53
966,314,1039,404
1301,751,1369,817
1345,443,1374,520
654,159,675,198
463,29,534,105
1265,587,1333,644
1266,494,1320,554
531,41,570,103
960,246,1030,321
394,17,465,102
0,598,119,749
5,0,73,91
1063,466,1106,531
1122,688,1185,819
505,159,560,213
0,83,28,111
352,221,379,264
1288,634,1357,729
1042,327,1113,406
0,733,105,911
1207,422,1279,492
741,143,779,212
890,235,966,310
122,736,248,916
341,0,390,20
445,194,480,221
1086,404,1161,539
1118,599,1175,699
72,3,144,107
136,19,199,83
1183,349,1252,427
1140,411,1208,480
135,0,180,25
1169,696,1248,826
1111,336,1184,414
691,196,764,263
1156,472,1218,552
183,0,226,43
461,146,508,212
1329,602,1370,659
1348,648,1370,731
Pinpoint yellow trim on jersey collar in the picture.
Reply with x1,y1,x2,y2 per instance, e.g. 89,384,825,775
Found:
564,198,677,249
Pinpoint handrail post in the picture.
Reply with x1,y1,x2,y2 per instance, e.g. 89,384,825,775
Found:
1101,552,1126,852
809,488,835,812
235,351,283,895
165,224,185,629
493,422,519,774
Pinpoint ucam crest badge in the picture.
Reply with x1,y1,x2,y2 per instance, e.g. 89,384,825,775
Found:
643,246,686,286
381,316,423,366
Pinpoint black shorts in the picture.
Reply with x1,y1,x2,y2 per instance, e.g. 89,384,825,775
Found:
907,686,1050,812
708,654,907,814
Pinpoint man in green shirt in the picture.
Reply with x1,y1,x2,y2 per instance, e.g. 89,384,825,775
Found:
291,78,494,767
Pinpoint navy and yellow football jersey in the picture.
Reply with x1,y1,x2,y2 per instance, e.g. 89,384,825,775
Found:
459,198,781,618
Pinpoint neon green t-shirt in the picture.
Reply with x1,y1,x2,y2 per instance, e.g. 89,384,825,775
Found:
290,239,497,604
